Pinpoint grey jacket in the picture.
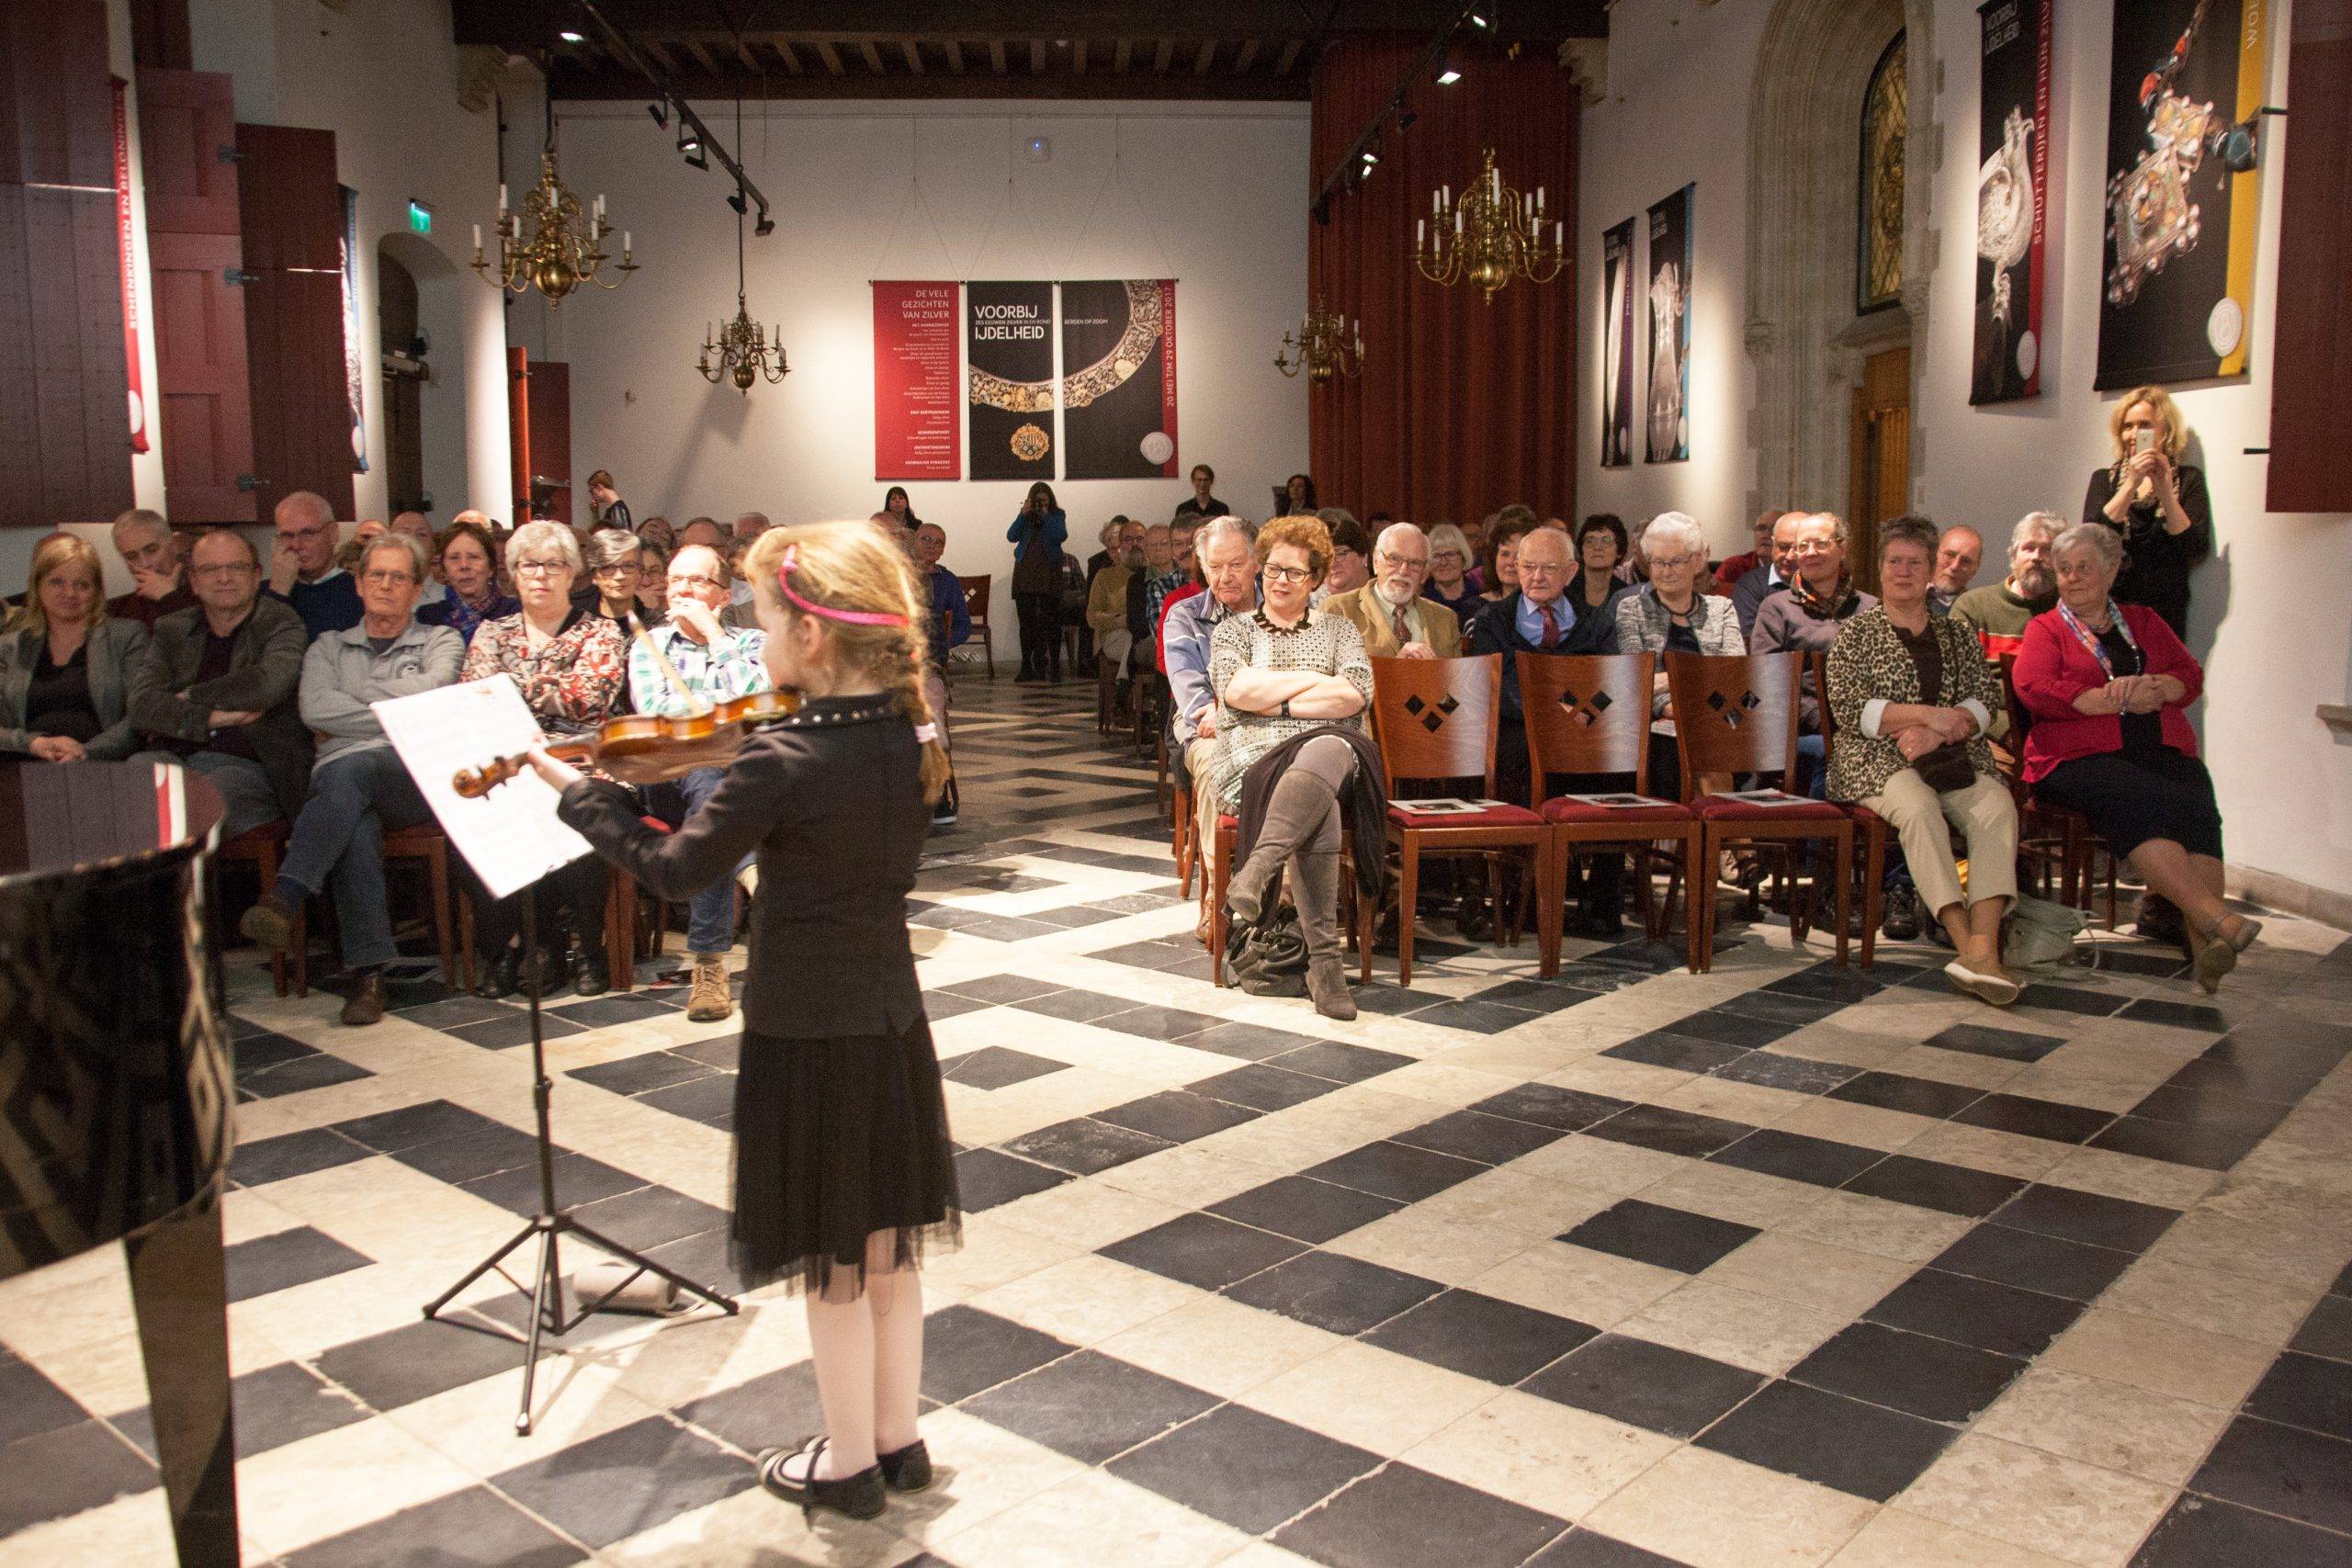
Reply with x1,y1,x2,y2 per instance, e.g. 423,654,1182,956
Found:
300,618,465,767
0,617,152,759
1615,587,1747,717
130,597,316,817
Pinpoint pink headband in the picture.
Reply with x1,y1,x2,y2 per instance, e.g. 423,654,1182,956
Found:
775,544,910,626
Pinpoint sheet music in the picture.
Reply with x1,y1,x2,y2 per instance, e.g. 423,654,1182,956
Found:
373,676,593,901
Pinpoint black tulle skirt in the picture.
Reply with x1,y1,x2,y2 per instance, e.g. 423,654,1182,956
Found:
730,1018,962,1297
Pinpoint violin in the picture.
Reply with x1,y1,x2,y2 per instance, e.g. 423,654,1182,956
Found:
452,687,807,798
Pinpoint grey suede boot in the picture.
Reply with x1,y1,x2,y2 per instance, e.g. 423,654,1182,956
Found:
1227,769,1338,927
1292,850,1356,1021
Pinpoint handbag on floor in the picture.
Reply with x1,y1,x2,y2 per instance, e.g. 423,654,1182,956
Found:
1227,906,1309,996
2002,893,2087,976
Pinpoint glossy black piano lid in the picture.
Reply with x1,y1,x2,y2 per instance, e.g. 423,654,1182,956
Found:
0,761,234,1278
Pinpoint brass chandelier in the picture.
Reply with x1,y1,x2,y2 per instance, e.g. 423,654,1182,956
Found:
699,182,786,392
1274,301,1364,383
1415,146,1564,302
472,146,636,306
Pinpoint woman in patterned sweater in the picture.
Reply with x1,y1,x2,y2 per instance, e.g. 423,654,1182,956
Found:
1208,514,1373,1019
461,521,629,998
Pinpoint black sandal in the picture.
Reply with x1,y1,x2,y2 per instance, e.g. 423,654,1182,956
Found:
879,1438,933,1493
755,1438,887,1521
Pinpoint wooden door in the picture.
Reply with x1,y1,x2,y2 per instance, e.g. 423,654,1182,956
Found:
507,344,530,521
1847,344,1909,593
236,122,351,522
526,361,571,525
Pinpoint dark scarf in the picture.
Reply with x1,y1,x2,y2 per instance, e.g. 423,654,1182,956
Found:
1788,574,1858,619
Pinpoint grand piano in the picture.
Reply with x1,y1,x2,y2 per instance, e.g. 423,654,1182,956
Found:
0,761,239,1565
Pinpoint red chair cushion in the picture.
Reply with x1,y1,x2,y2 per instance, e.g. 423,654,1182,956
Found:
1537,796,1693,826
1692,793,1849,823
1216,814,1238,829
1387,802,1544,829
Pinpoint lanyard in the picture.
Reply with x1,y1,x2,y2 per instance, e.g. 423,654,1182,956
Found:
2055,598,2137,678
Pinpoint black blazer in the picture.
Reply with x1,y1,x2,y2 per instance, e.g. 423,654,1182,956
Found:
557,695,929,1037
1465,591,1619,726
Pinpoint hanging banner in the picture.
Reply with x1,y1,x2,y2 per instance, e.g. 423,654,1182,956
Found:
110,79,149,455
1645,184,1693,465
873,281,962,480
1972,0,2052,404
339,186,368,472
2094,0,2267,389
966,281,1057,483
1058,279,1177,481
1600,218,1636,468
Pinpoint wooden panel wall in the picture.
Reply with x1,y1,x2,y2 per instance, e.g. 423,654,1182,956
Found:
235,123,352,523
0,1,133,531
2266,0,2352,514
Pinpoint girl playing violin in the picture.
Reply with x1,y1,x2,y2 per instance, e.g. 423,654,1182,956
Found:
522,521,959,1522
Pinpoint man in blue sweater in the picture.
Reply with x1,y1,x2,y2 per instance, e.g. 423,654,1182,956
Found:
264,491,364,641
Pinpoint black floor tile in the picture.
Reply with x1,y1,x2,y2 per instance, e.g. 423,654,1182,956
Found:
2120,998,2230,1032
637,1072,737,1126
2132,1491,2352,1567
1521,1334,1765,1439
921,1304,1077,1404
458,1152,646,1217
569,1050,718,1098
937,973,1065,1004
1191,1063,1343,1112
1711,1129,1884,1189
1209,1176,1403,1245
547,994,677,1027
670,1032,741,1069
1224,1250,1444,1336
393,1122,548,1186
1183,1021,1326,1061
2189,1415,2352,1536
1789,1321,2026,1424
2244,1352,2352,1441
940,1045,1068,1090
1002,1117,1174,1176
1920,1021,2067,1062
1524,1529,1689,1567
964,1349,1220,1464
1099,1213,1307,1292
224,1225,373,1303
447,1012,590,1050
1842,1155,2027,1217
1583,1104,1755,1158
491,1415,750,1550
1712,988,1844,1028
1763,966,1884,1004
2089,1116,2267,1171
1363,1291,1597,1385
1560,1199,1759,1274
0,1357,86,1449
1712,1051,1860,1096
2180,1042,2341,1104
1951,1092,2117,1145
1654,1009,1794,1050
1862,1268,2085,1358
1093,1003,1226,1042
1109,1404,1382,1535
673,1360,821,1457
2292,1296,2352,1364
1469,978,1606,1014
331,1099,507,1154
0,1420,153,1536
1272,1461,1567,1568
1829,1070,1986,1120
231,1029,322,1073
2012,982,2131,1017
1300,1141,1489,1203
2130,1082,2292,1138
1603,1032,1749,1074
1392,1109,1566,1166
952,1147,1069,1213
313,1316,556,1413
1991,1184,2180,1252
1469,1083,1636,1131
1408,998,1552,1035
1349,983,1442,1016
567,1185,729,1252
917,989,993,1021
283,1484,588,1567
1013,987,1147,1023
1696,1377,1955,1502
1094,1090,1261,1145
2211,1016,2352,1062
1270,1040,1415,1084
237,1048,374,1097
231,1126,372,1187
1929,1223,2136,1303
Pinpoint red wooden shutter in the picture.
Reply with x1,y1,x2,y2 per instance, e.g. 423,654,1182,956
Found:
235,122,351,523
526,360,571,525
508,344,530,521
134,68,238,235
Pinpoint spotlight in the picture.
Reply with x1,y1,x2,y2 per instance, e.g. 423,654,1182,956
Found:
727,189,747,215
753,210,775,237
1467,10,1491,28
1435,60,1462,85
684,146,708,171
1361,146,1379,168
649,101,668,129
559,28,584,42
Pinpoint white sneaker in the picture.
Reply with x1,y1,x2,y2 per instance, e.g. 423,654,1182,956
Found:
1944,959,2020,1007
737,864,758,900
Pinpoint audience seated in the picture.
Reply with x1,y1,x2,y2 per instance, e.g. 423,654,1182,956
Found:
1314,513,1371,604
631,542,770,1021
577,528,649,631
1615,513,1745,800
1087,519,1144,678
1167,518,1260,855
637,544,671,622
107,508,198,628
2014,524,2256,990
1322,522,1461,660
1951,512,2061,659
1171,518,1199,580
1572,515,1633,626
1210,514,1373,1020
1826,517,2019,1005
1125,524,1186,680
1931,524,1984,615
1173,464,1227,523
239,534,461,1025
1420,523,1481,626
1614,513,1651,585
1275,472,1317,517
1,534,150,763
128,529,312,840
462,521,629,998
635,514,677,554
1710,510,1781,596
1478,513,1536,606
266,491,365,641
587,469,632,532
1727,510,1804,639
1750,512,1876,798
419,519,518,646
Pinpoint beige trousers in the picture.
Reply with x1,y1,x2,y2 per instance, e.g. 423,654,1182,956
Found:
1861,770,2019,917
1185,735,1221,858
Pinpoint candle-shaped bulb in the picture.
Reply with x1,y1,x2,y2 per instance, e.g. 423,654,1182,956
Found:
472,222,482,251
1554,219,1564,252
498,183,508,211
1536,186,1545,213
1418,218,1427,249
1455,207,1464,234
621,231,631,254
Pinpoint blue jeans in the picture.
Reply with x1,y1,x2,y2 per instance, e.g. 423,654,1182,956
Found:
1794,732,1827,800
677,765,752,956
279,746,430,969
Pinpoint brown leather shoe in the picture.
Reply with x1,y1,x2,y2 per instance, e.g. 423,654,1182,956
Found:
340,971,388,1027
686,956,733,1022
240,893,297,953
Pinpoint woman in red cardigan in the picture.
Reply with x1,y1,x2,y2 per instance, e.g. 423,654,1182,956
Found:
2014,525,2257,991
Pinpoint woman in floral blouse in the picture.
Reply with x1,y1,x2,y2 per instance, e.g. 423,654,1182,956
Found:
461,521,629,998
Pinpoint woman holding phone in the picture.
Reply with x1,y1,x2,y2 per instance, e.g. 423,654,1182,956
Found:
2082,386,2210,637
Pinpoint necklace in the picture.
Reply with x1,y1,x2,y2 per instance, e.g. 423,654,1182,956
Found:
968,280,1164,416
1253,608,1307,637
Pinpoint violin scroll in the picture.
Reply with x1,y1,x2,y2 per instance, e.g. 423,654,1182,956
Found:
452,755,528,799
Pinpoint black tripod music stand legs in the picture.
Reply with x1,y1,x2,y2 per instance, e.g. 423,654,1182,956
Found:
420,886,739,1434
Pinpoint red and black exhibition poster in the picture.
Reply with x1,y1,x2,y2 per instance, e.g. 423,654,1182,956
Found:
1059,279,1178,480
872,281,961,480
1971,0,2052,404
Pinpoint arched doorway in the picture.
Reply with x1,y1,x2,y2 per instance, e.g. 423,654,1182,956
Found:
375,231,468,522
1743,0,1934,587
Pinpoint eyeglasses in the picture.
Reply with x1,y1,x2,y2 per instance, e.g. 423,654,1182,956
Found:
191,563,256,579
361,569,416,585
668,573,729,592
1515,560,1568,577
1375,552,1430,570
1648,553,1704,570
1261,564,1315,583
514,560,569,577
593,561,641,577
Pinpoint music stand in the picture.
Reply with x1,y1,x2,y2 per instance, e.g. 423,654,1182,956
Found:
419,886,740,1435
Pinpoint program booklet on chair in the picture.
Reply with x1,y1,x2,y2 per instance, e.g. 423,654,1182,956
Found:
1395,797,1512,815
1557,793,1657,808
1720,788,1817,808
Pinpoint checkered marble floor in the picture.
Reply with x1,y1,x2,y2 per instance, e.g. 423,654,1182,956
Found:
6,674,2352,1568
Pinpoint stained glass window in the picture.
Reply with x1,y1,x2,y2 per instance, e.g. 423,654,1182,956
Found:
1858,32,1907,313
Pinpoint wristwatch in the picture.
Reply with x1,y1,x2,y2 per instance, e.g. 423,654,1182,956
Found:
1279,698,1294,719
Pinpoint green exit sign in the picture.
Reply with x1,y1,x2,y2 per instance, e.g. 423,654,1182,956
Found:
407,200,432,235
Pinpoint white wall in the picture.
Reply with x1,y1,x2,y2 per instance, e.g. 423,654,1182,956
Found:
503,95,1312,665
1577,0,2352,903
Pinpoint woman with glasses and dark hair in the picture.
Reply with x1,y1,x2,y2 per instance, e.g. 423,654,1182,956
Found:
420,520,518,647
1573,514,1633,623
575,528,648,633
1004,480,1068,683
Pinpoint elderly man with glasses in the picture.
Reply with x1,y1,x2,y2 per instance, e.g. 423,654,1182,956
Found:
264,491,365,641
240,535,463,1025
1164,517,1261,863
1317,521,1463,659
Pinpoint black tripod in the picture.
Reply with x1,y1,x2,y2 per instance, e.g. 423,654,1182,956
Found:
422,886,739,1433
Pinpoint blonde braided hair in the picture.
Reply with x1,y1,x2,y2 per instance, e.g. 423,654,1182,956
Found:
742,521,952,804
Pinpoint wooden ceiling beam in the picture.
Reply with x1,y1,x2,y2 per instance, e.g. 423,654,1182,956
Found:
1193,38,1215,73
457,2,1603,41
944,39,964,71
1273,37,1302,73
1072,38,1086,73
683,37,718,73
812,38,843,73
1232,37,1258,73
988,39,1006,73
858,39,887,73
543,65,1308,100
900,39,922,72
1113,37,1130,72
1030,39,1046,73
1152,37,1172,72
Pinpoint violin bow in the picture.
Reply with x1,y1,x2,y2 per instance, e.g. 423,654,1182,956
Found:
628,612,714,718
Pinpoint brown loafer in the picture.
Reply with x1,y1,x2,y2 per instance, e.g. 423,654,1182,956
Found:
340,971,388,1027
